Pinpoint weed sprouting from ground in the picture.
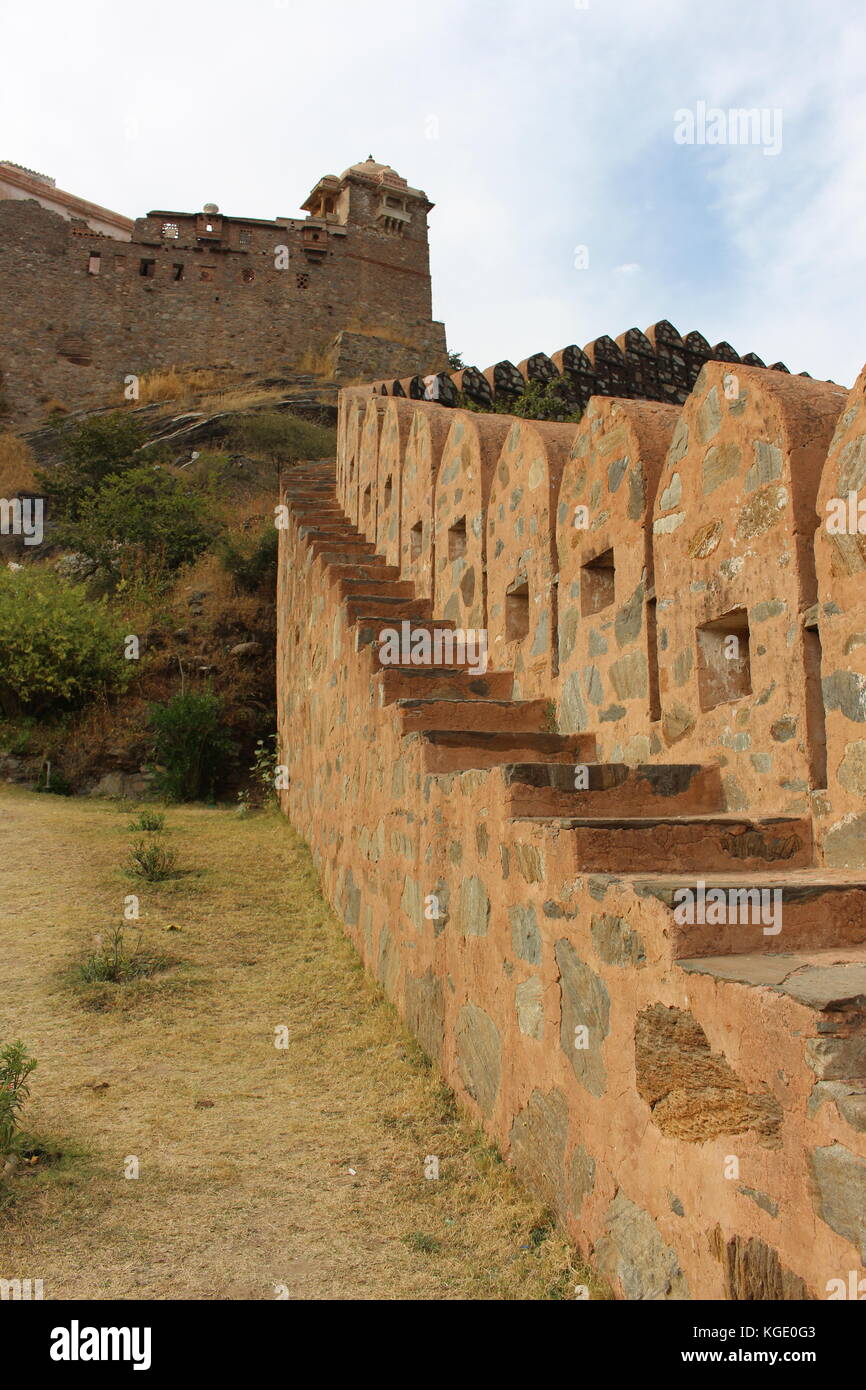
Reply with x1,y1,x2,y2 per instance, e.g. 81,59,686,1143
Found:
128,810,166,833
75,926,168,985
126,838,178,881
0,1040,37,1163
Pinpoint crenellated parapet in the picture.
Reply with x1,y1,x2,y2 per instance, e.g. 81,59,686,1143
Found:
336,357,866,837
368,318,817,413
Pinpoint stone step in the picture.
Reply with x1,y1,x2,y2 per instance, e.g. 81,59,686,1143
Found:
318,554,400,576
512,814,813,873
291,503,346,519
415,729,597,773
345,597,434,624
376,666,515,704
503,762,725,817
289,513,346,527
307,535,376,559
632,870,866,957
299,526,367,547
397,697,552,734
358,619,464,662
325,561,402,583
339,578,417,600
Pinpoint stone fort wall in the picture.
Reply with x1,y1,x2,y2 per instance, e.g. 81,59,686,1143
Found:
0,158,447,424
277,359,866,1299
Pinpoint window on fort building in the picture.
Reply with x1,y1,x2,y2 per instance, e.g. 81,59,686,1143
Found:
696,609,752,712
581,547,615,617
242,267,255,284
161,222,179,239
238,229,252,246
505,578,530,643
87,253,101,275
173,264,184,282
410,520,423,561
139,259,156,278
448,516,467,561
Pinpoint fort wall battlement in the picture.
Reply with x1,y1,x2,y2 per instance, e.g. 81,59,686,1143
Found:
369,317,818,413
277,359,866,1299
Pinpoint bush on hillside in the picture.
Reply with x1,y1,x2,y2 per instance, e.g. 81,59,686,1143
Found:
62,467,221,586
217,525,278,594
36,412,148,520
146,690,238,802
0,569,131,717
228,411,336,467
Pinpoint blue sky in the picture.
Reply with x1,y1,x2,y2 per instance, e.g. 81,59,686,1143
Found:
3,0,865,385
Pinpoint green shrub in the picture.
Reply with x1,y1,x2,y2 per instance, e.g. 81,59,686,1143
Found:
0,1041,37,1161
228,411,336,464
0,569,131,717
35,764,73,796
128,810,166,833
61,467,220,586
146,690,237,801
126,838,178,881
237,733,280,809
36,412,147,521
218,526,278,593
75,927,167,983
494,379,583,423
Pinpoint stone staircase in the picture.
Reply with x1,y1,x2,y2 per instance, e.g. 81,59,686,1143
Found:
283,462,866,1178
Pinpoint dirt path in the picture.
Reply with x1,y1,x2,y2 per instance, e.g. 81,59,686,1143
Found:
0,787,594,1301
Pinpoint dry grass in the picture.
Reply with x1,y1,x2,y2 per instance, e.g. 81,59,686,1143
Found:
294,346,336,378
199,387,291,414
0,787,606,1301
131,367,229,407
0,433,37,496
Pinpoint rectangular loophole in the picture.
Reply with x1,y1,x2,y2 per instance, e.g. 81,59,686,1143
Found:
383,475,393,510
696,609,752,711
139,259,156,278
362,484,372,520
410,520,423,560
448,516,467,561
803,624,828,790
172,263,184,281
505,578,530,643
581,547,615,616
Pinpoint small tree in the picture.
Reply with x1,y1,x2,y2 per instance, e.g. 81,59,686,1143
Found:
229,411,336,485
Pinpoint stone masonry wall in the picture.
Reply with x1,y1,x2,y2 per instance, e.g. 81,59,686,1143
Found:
0,189,447,424
277,361,866,1299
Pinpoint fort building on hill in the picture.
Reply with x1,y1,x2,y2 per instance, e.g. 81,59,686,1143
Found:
0,156,448,423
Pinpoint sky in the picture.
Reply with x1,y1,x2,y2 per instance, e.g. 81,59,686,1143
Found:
3,0,865,386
